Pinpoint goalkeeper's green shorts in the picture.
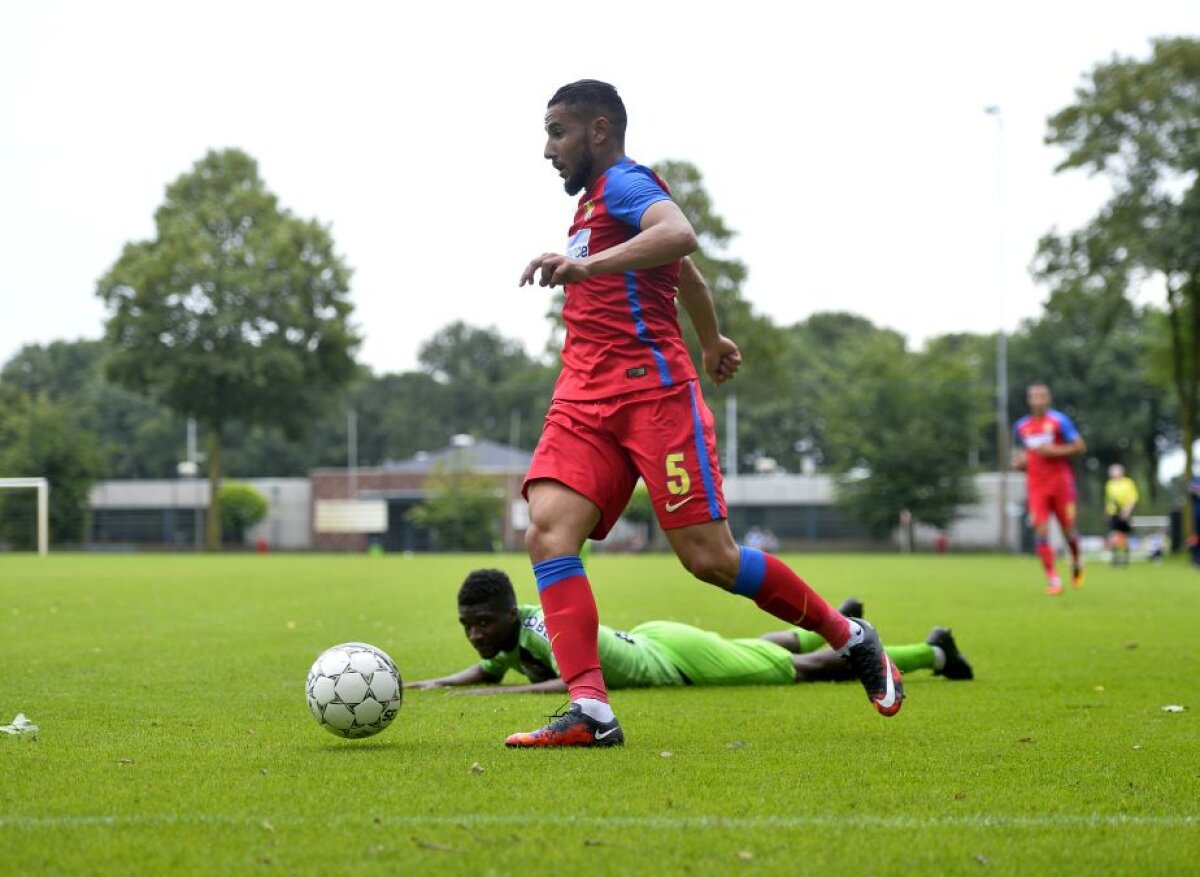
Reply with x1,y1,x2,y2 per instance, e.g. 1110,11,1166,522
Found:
631,620,796,686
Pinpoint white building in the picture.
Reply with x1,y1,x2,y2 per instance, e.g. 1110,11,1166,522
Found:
88,478,310,550
85,464,1029,553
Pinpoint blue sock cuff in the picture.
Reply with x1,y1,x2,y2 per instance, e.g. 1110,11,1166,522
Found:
533,555,586,592
1035,536,1049,547
733,546,767,598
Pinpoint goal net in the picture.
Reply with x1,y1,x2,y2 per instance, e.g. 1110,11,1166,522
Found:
0,478,49,555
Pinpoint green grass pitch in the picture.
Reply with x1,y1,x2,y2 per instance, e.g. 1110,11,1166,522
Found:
1,551,1196,875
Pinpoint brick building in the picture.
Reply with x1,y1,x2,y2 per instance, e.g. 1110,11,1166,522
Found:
309,436,532,552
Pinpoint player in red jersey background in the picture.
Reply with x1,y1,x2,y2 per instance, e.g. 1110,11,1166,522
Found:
507,80,903,748
1013,383,1087,595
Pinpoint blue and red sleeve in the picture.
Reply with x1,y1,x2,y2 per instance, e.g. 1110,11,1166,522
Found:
1051,410,1080,442
604,161,672,228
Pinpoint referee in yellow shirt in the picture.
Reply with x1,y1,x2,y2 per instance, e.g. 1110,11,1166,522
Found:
1105,464,1139,566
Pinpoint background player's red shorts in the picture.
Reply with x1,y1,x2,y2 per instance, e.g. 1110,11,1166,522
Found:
524,381,727,540
1027,477,1077,529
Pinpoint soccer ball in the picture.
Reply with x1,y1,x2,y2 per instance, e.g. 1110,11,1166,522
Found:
306,642,402,739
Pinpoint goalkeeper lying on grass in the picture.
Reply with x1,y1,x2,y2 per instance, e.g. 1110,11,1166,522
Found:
406,569,973,693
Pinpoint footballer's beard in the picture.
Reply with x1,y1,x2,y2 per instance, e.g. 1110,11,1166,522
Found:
564,148,594,196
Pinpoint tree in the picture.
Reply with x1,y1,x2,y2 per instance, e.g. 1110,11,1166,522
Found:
97,149,359,549
350,371,459,464
1042,37,1200,538
0,396,102,547
0,328,551,485
405,460,503,551
1,339,104,400
2,340,187,479
821,331,981,536
1007,281,1173,525
782,313,909,473
416,322,556,448
653,161,793,471
220,481,268,546
922,331,997,472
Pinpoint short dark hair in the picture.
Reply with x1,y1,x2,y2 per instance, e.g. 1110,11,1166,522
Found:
457,568,517,608
548,79,627,141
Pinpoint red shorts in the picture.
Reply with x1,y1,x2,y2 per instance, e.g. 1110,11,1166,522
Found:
1027,478,1077,529
524,381,727,539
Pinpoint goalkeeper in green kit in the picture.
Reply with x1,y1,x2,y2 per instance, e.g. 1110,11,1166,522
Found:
406,569,972,697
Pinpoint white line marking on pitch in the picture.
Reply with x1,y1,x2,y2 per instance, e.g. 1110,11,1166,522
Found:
1,813,1196,831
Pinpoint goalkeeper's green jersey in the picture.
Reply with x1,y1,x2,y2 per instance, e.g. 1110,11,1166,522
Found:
477,606,798,688
478,605,686,688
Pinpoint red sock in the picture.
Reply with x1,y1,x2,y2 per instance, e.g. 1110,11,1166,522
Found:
1036,539,1056,577
733,547,851,649
534,556,607,703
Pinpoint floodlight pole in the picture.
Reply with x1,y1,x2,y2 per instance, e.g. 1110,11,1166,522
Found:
986,105,1011,553
348,409,358,498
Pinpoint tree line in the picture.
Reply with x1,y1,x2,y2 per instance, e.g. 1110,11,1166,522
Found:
1,38,1195,548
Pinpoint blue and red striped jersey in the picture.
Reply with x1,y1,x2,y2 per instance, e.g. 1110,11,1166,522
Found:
553,158,697,401
1014,409,1080,486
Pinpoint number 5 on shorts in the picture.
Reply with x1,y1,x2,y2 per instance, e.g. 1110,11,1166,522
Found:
666,452,691,496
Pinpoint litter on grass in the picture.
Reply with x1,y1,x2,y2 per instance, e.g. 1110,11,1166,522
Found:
0,713,38,736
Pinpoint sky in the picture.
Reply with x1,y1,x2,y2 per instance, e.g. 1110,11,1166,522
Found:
2,0,1197,377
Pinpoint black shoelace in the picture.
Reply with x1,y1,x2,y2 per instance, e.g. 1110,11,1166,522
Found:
544,702,580,730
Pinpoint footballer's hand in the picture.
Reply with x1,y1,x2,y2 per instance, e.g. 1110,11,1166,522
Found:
702,335,742,384
404,679,444,690
519,253,590,287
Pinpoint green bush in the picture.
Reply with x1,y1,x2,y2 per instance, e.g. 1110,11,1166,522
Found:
219,482,268,545
406,460,502,551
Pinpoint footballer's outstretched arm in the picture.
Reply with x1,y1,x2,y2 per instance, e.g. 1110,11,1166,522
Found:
405,664,493,690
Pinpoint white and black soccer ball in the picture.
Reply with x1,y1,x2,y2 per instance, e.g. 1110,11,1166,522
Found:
306,642,402,739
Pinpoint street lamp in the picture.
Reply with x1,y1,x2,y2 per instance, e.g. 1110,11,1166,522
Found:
985,105,1011,552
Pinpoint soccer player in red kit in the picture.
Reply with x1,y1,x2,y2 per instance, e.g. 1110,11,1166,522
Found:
1013,383,1087,596
509,80,903,747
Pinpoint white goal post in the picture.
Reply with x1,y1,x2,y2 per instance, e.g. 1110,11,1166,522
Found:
0,477,49,556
